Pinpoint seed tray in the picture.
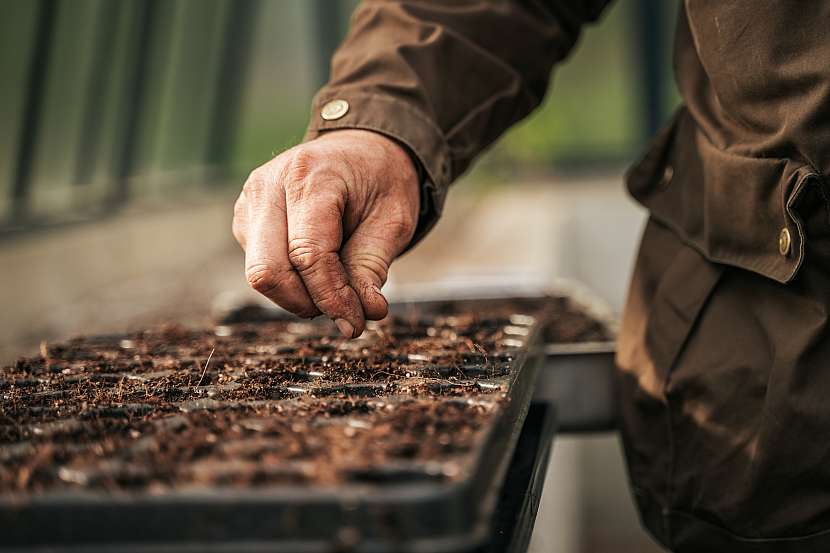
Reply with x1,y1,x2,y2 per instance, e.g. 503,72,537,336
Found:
379,283,618,433
0,297,556,552
484,402,557,553
530,292,617,433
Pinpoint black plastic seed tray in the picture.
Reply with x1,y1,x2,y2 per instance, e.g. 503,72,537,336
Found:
529,291,617,433
0,297,554,552
482,401,557,553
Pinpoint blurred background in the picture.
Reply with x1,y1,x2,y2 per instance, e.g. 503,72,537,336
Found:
0,0,680,551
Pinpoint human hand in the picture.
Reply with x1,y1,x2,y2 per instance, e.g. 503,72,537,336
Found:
232,130,420,338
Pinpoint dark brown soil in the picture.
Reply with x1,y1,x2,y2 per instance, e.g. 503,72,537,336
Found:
540,296,612,343
0,296,610,494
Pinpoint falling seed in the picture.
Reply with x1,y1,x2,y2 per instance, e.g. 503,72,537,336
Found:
119,339,136,349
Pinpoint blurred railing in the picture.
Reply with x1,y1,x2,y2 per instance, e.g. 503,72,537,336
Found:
4,0,262,235
1,0,674,236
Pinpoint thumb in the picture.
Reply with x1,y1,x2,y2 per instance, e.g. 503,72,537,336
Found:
341,210,413,320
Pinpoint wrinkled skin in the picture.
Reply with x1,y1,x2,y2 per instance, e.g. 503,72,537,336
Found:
232,130,420,338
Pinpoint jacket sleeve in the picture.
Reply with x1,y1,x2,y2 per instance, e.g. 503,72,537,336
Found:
304,0,614,245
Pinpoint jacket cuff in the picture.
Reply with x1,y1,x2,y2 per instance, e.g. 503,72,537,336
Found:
626,108,821,284
303,91,451,250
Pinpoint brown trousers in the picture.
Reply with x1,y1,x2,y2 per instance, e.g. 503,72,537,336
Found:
618,186,830,552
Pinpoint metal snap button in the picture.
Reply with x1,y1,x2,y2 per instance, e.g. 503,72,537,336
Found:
779,227,791,256
320,99,349,121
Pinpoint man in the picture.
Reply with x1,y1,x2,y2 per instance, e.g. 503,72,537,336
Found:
232,2,830,551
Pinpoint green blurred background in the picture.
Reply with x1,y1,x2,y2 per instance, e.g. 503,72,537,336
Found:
0,0,679,230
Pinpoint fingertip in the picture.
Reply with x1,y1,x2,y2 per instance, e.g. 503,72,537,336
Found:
351,310,367,337
334,316,365,339
357,283,388,321
328,288,366,339
368,301,389,322
334,318,355,339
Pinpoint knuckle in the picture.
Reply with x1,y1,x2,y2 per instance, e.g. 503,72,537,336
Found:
285,149,317,183
283,149,349,204
348,251,389,283
245,263,319,318
242,168,271,199
282,179,306,204
244,168,265,188
313,281,350,308
287,238,330,273
386,221,413,245
384,205,417,242
245,263,292,296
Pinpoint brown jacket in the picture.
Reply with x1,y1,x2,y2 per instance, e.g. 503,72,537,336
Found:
305,2,830,551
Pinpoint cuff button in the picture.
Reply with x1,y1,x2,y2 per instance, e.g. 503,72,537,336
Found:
321,99,349,121
779,227,791,256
